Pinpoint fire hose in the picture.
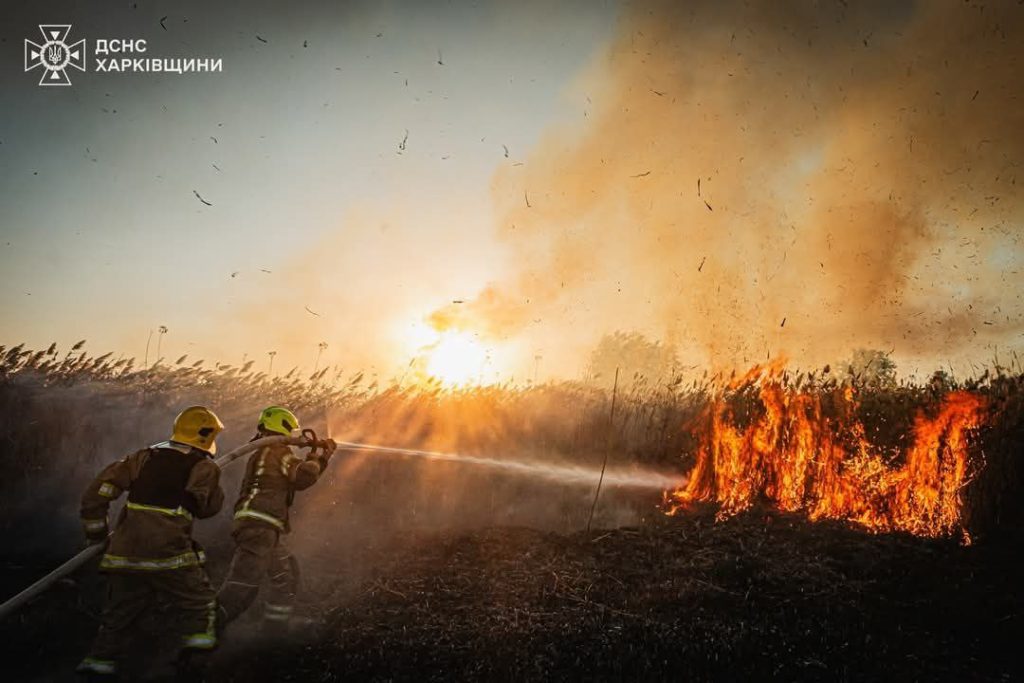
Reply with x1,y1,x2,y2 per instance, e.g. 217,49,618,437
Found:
0,431,332,622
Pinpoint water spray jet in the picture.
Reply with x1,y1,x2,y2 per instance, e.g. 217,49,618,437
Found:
336,441,688,491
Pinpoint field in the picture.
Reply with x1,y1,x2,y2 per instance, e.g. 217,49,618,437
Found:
1,342,1022,681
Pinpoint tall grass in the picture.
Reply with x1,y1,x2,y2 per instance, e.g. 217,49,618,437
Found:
1,341,1021,540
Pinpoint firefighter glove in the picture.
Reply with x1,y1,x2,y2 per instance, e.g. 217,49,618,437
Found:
82,518,109,543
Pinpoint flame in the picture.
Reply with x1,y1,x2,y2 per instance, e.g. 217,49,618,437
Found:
664,365,987,537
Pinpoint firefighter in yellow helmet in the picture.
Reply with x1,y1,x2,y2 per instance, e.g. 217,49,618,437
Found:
217,406,335,632
77,406,226,681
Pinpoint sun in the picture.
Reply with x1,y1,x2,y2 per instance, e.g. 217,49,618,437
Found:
397,317,503,387
424,331,488,386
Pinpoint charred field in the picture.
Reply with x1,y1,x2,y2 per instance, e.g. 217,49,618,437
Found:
5,511,1022,682
213,513,1024,682
0,344,1023,681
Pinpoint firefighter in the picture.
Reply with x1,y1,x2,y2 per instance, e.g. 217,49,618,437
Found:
76,406,226,681
217,406,335,632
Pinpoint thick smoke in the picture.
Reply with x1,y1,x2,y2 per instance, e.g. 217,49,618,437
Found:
432,0,1024,372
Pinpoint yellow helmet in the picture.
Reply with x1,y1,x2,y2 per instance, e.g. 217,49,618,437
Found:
171,406,224,454
257,406,300,436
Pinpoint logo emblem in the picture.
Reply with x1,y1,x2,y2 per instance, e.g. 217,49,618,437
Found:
24,25,86,86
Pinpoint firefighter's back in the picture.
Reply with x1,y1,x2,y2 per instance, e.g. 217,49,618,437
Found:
99,442,215,570
77,406,226,681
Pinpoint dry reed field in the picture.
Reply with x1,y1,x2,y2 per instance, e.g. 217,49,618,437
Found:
1,341,1022,681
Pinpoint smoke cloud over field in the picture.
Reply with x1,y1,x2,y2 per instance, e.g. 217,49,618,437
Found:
4,0,1020,384
432,0,1024,372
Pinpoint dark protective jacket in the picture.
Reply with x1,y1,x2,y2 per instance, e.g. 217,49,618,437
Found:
232,441,322,532
80,441,224,571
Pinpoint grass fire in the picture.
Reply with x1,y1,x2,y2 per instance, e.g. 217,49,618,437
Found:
2,0,1023,681
665,363,990,539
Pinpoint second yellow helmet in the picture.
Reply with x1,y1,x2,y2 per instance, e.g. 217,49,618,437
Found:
257,406,300,436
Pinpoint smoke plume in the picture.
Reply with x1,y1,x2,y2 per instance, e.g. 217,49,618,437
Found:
432,0,1024,373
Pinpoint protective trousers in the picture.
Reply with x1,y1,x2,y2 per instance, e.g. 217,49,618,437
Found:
77,567,217,676
217,525,298,625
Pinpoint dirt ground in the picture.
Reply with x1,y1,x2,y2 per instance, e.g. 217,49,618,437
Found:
3,507,1020,682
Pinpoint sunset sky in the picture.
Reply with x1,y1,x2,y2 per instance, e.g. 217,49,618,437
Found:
1,1,1021,383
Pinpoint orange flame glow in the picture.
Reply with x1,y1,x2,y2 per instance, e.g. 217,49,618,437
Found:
664,366,987,538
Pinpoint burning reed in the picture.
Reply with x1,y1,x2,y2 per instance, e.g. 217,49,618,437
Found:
664,363,989,538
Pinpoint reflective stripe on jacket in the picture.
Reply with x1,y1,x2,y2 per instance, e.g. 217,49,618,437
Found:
233,441,322,532
81,441,224,571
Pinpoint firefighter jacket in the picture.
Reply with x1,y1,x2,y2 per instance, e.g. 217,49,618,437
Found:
232,441,323,533
80,441,224,571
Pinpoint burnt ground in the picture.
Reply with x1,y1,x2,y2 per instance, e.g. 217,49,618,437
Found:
4,508,1019,682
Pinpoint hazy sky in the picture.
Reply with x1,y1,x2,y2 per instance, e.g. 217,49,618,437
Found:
0,1,617,379
2,1,1022,382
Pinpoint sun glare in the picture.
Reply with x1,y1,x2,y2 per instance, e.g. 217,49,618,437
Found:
425,331,489,387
